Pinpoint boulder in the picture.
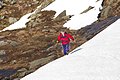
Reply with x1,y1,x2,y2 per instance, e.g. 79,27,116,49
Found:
0,1,3,9
16,68,28,78
9,17,17,24
0,50,6,55
0,41,8,47
0,36,5,39
29,55,56,69
99,0,120,20
6,40,19,47
55,10,66,21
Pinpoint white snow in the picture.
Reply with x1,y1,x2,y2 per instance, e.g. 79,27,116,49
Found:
43,0,103,30
0,0,103,31
63,0,103,30
43,0,91,16
21,19,120,80
1,13,32,31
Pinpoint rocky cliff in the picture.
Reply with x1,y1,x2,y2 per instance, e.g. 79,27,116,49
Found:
99,0,120,20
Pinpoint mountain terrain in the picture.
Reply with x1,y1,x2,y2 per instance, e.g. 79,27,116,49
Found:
0,0,120,79
21,19,120,80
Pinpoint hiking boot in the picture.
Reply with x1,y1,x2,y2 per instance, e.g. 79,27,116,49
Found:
64,52,68,55
66,52,69,55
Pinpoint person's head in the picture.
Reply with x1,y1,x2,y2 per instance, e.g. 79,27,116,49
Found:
60,28,67,33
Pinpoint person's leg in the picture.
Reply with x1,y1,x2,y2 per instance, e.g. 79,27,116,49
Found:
62,44,67,55
66,43,70,53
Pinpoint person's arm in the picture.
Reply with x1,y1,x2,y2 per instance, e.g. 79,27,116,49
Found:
68,34,74,41
57,34,61,42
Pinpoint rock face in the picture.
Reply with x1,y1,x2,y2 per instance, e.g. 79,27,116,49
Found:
99,0,120,20
0,0,55,30
0,10,79,79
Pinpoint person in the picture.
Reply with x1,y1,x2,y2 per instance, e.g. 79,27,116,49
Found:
57,30,74,55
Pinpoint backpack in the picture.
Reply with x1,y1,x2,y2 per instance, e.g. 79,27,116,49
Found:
60,33,70,43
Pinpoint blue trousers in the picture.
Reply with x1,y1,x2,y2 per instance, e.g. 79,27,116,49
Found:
62,44,70,55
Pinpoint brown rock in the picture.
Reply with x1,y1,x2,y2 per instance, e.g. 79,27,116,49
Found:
99,0,120,20
55,10,66,21
29,55,56,69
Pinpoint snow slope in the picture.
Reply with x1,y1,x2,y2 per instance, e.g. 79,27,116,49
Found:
1,0,103,31
43,0,102,17
63,0,103,30
21,19,120,80
43,0,103,30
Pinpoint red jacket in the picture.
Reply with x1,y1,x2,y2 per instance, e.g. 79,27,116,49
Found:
58,32,74,45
